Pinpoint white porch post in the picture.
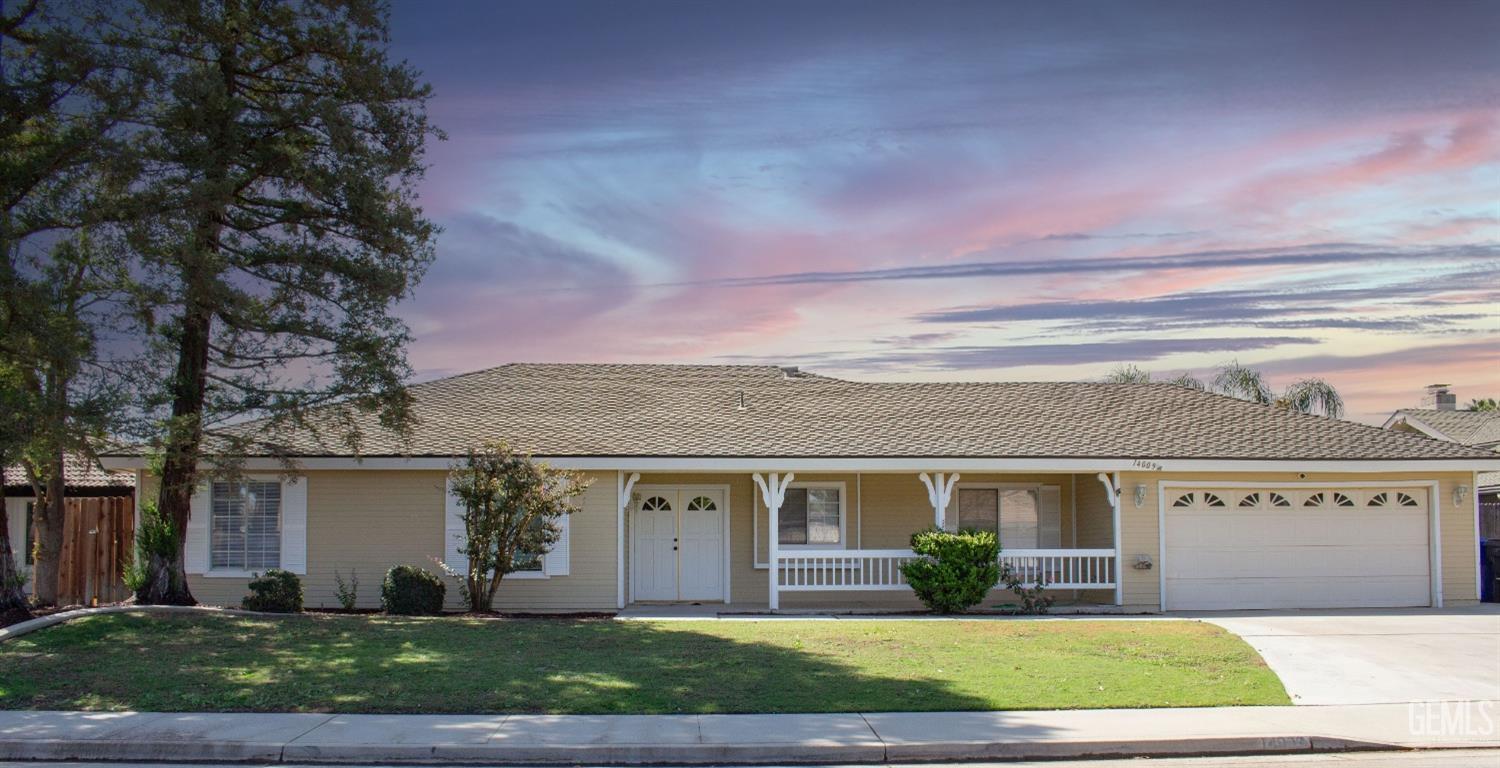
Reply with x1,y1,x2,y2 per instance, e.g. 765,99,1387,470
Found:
1097,472,1124,607
754,472,794,610
616,471,640,609
919,472,960,530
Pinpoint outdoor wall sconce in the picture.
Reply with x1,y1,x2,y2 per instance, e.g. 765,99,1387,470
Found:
1133,484,1147,508
1454,485,1470,507
1133,554,1153,570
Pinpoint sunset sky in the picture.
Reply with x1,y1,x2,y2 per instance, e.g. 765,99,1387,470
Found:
387,0,1499,423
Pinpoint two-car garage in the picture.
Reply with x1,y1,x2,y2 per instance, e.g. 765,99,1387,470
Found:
1162,485,1434,611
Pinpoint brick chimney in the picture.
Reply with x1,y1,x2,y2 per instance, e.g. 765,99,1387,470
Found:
1423,384,1457,411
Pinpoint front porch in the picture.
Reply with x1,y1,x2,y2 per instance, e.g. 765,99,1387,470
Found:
617,470,1124,611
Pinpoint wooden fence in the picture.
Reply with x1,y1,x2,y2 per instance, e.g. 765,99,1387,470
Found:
57,496,135,606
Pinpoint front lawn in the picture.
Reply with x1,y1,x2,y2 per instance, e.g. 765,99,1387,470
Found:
0,614,1288,713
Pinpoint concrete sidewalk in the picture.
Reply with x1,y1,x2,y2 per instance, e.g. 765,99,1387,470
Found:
2,702,1497,764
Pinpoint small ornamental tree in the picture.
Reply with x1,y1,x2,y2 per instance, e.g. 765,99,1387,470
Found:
446,441,590,612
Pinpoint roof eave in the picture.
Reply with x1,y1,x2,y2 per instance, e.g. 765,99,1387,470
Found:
100,454,1500,474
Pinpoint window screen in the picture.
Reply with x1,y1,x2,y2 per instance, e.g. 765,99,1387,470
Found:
514,517,545,571
957,488,999,533
211,481,281,570
999,489,1040,549
24,502,34,565
778,487,841,545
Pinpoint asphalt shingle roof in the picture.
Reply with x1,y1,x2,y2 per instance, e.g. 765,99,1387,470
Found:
1392,408,1500,448
161,363,1500,462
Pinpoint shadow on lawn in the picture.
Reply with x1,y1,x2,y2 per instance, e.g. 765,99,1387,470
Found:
0,613,994,714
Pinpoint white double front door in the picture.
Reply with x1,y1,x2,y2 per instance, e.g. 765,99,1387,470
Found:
632,487,728,602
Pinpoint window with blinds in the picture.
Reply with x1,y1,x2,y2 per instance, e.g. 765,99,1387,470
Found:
210,481,282,570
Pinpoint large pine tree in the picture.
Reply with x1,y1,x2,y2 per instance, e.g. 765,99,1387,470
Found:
96,0,439,604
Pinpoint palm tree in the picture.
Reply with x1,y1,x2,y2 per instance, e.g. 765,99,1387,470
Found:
1274,378,1344,418
1102,364,1153,384
1162,372,1206,391
1101,360,1344,418
1212,362,1274,404
1469,398,1498,412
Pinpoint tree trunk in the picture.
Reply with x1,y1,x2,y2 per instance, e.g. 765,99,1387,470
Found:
23,456,65,607
40,459,64,604
141,9,244,606
0,452,33,625
142,306,211,605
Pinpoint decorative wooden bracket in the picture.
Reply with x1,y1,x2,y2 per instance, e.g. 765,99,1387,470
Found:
919,472,960,529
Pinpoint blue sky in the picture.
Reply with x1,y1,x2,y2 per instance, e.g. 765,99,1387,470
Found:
386,0,1499,421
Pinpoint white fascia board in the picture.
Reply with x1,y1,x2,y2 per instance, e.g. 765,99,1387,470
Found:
100,454,1500,473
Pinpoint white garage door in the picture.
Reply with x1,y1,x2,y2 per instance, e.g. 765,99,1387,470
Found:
1164,487,1431,611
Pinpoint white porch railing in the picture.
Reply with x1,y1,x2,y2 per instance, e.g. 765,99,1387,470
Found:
776,549,921,591
776,548,1116,592
999,548,1117,589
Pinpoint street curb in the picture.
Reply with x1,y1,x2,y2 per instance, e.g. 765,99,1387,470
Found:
0,738,286,763
0,605,267,644
0,733,1413,764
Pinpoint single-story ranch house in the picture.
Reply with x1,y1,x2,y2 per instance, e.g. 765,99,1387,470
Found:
102,364,1500,613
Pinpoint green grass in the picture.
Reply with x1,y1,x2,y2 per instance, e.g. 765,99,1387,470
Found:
0,613,1288,713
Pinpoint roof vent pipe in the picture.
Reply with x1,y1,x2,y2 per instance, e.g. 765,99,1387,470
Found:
735,390,747,410
780,366,799,379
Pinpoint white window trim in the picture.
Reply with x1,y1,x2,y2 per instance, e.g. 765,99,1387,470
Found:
205,476,284,577
776,481,848,551
202,569,263,579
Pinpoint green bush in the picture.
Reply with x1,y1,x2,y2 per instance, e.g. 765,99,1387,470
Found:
241,569,303,613
381,565,445,615
900,528,1000,613
334,569,359,610
123,500,178,599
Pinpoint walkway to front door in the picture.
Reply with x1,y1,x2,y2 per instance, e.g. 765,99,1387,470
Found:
631,486,729,603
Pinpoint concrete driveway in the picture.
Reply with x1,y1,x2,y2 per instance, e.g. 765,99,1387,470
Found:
1196,607,1500,705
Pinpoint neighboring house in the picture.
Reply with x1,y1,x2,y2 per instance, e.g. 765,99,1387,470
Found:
1383,398,1500,540
4,456,136,572
102,364,1500,613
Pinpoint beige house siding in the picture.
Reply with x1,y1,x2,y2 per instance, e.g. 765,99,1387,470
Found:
1117,470,1479,611
184,470,447,608
167,470,617,612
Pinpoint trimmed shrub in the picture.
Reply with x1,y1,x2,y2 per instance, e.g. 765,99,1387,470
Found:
241,569,303,613
381,565,445,615
900,528,1000,613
